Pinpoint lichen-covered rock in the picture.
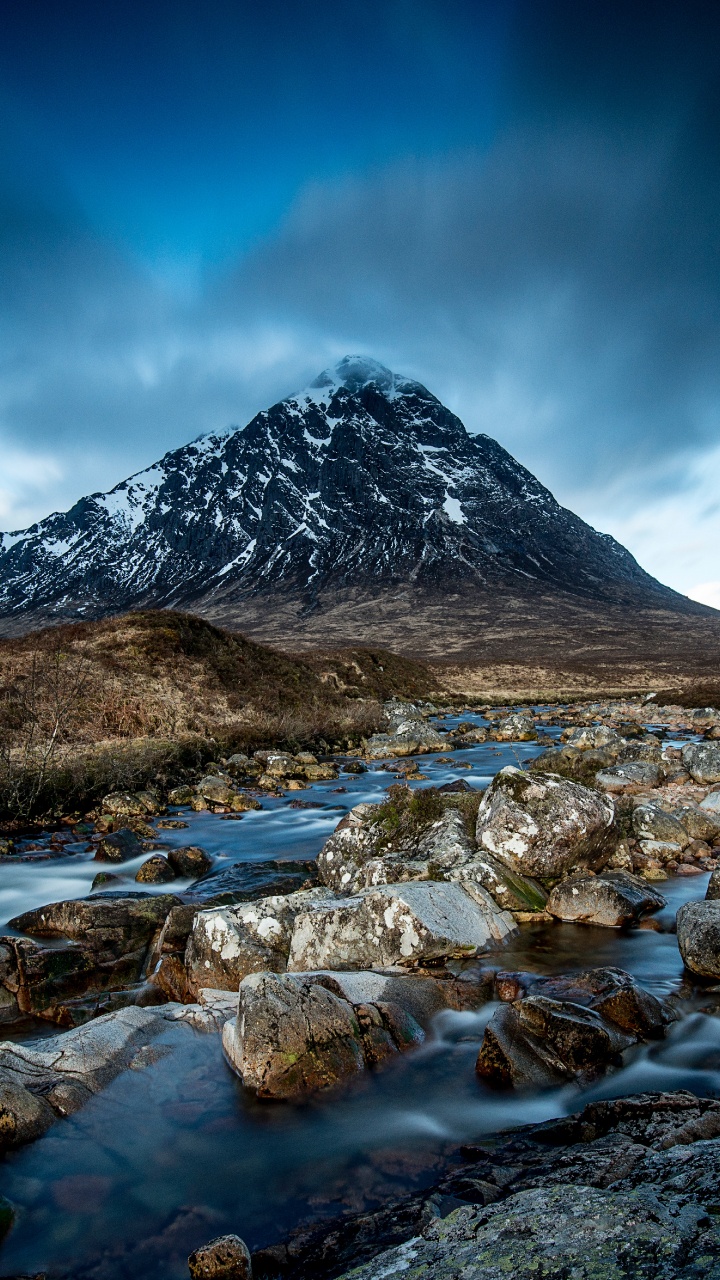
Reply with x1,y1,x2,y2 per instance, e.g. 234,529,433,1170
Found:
674,803,720,842
287,881,515,972
682,740,720,784
317,804,486,895
595,761,662,791
223,972,367,1098
332,1184,718,1280
547,870,666,927
632,805,690,848
185,888,334,993
452,849,548,913
475,767,615,880
101,790,164,817
676,899,720,977
561,724,623,750
492,713,537,741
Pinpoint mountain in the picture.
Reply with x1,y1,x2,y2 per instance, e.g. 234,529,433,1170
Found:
0,356,711,673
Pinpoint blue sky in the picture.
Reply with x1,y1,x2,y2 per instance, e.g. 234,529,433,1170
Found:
2,0,720,603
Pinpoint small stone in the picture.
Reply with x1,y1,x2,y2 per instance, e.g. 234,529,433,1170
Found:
188,1233,251,1278
135,855,176,884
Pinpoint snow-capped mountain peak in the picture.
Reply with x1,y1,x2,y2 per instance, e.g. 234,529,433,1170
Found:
0,357,683,629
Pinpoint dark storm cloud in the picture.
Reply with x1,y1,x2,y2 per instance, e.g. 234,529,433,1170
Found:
1,0,720,559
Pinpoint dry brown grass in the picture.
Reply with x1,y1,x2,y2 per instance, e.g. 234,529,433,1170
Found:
0,611,435,820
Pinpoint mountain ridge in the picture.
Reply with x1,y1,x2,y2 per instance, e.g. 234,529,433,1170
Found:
0,355,700,643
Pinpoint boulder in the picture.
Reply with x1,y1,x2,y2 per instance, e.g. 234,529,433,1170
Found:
530,966,668,1038
222,970,426,1099
4,893,180,1021
167,846,213,879
135,855,176,884
476,994,634,1088
701,791,720,815
101,790,164,817
493,713,537,742
168,785,194,805
453,849,548,914
94,827,143,862
632,805,690,848
317,805,482,894
673,804,720,842
676,899,720,977
682,741,720,784
185,888,335,993
547,871,666,927
287,881,516,972
595,762,662,791
302,763,340,781
188,1234,251,1280
562,725,623,750
264,753,301,778
475,767,616,880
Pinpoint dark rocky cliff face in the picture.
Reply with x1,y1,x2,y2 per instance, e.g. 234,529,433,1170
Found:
0,356,697,631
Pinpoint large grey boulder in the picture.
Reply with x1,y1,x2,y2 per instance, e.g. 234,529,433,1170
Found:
364,702,447,756
632,805,690,848
676,899,720,977
547,870,666,927
185,888,334,994
286,881,515,972
475,767,616,880
476,994,634,1088
562,725,623,750
222,971,424,1099
682,741,720,784
331,1183,715,1280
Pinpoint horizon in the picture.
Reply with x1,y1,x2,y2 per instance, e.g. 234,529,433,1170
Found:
2,2,720,605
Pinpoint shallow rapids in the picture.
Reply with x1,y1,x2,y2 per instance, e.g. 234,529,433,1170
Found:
0,716,716,1279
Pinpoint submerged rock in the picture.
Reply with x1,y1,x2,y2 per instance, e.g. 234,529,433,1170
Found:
475,767,616,880
167,846,213,879
547,870,666,927
94,827,144,863
135,855,176,884
286,881,516,972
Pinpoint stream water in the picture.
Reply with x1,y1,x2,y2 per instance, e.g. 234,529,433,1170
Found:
0,717,717,1278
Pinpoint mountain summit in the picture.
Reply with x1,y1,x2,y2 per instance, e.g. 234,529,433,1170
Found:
0,357,699,643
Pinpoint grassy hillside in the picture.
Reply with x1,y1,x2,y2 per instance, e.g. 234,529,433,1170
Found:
0,610,436,820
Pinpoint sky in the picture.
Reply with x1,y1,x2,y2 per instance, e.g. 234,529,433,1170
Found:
2,0,720,604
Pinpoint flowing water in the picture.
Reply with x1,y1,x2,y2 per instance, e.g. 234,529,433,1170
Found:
0,718,716,1278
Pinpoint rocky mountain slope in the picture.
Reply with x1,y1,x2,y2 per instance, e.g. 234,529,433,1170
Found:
0,357,699,644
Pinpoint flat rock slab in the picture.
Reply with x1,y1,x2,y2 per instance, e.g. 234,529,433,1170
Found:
287,881,516,972
547,870,666,927
333,1184,718,1280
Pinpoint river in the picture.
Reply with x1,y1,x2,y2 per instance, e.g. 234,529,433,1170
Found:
0,716,716,1278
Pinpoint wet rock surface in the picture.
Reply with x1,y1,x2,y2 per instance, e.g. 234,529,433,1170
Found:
677,899,720,977
547,869,666,926
250,1091,720,1280
476,966,668,1088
